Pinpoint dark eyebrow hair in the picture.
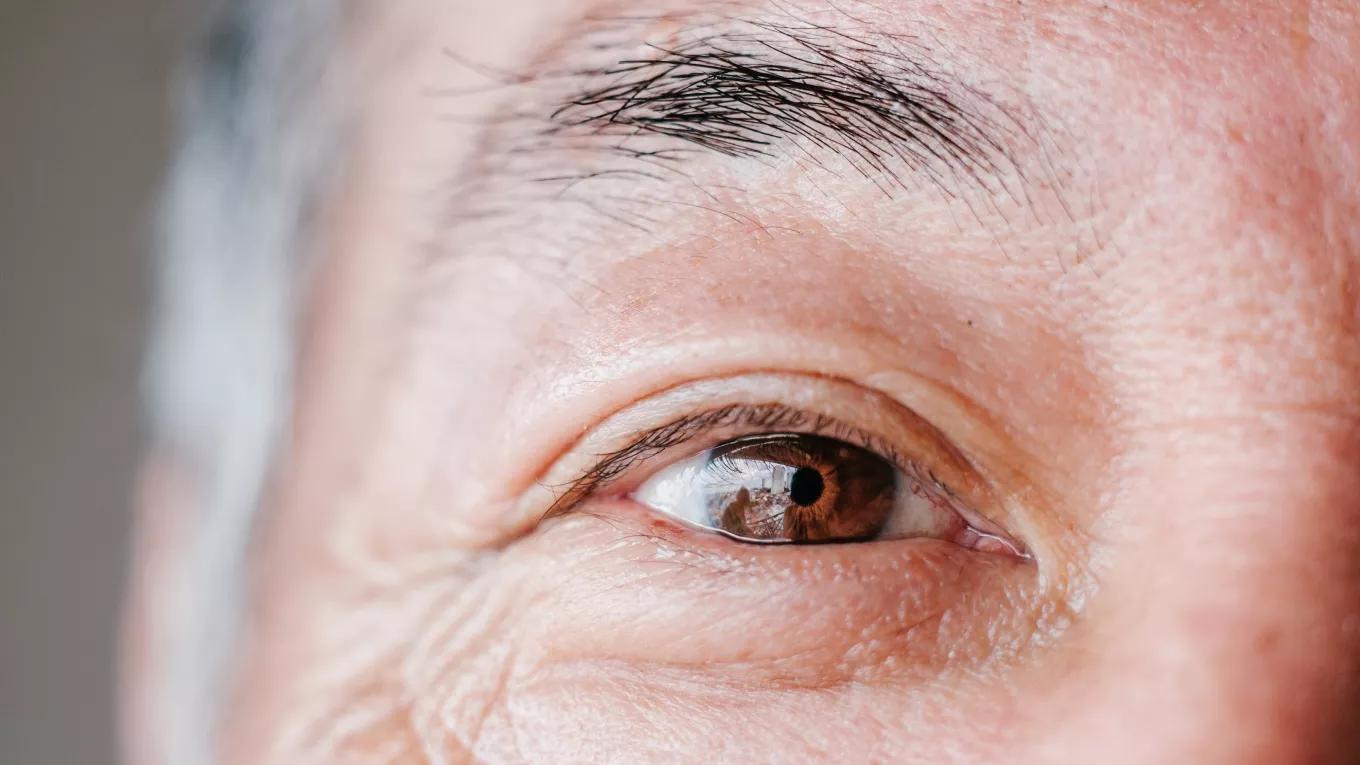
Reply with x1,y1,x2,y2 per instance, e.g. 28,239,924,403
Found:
546,16,1022,199
443,9,1058,248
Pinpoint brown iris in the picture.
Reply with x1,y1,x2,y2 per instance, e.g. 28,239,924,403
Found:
701,434,898,543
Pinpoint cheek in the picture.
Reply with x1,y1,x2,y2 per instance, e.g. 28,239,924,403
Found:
225,553,526,763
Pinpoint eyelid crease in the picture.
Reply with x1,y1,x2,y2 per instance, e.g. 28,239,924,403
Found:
544,401,916,519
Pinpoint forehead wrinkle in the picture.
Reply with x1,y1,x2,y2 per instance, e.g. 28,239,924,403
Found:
436,1,1072,275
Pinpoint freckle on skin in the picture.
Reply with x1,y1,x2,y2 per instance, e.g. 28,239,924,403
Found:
1253,626,1283,655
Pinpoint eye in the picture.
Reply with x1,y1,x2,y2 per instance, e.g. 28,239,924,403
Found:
633,433,1020,552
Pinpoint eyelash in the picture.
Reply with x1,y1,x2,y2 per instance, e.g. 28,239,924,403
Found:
546,402,934,517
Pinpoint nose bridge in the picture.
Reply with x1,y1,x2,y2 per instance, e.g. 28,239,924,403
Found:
1032,418,1360,763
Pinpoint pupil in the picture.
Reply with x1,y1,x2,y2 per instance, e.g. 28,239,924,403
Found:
789,467,824,506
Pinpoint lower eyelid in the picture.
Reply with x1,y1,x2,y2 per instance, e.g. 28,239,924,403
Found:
549,497,1022,571
528,499,1040,680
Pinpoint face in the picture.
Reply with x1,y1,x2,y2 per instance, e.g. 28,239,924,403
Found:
142,0,1360,762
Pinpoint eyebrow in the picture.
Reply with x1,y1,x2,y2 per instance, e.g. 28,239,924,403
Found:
448,7,1044,240
549,15,1022,197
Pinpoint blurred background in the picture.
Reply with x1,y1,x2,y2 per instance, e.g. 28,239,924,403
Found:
2,1,189,761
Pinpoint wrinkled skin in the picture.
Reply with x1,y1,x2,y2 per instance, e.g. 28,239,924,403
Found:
130,1,1360,763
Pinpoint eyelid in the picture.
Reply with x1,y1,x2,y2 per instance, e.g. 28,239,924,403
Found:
519,373,1022,544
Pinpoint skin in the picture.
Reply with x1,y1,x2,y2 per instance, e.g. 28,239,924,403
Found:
130,0,1360,762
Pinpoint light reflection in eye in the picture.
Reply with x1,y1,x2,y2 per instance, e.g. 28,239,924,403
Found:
633,433,1012,550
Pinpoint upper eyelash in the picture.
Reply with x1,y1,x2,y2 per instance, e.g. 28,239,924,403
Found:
544,402,910,517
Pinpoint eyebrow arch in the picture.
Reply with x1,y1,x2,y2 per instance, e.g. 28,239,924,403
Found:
539,12,1029,200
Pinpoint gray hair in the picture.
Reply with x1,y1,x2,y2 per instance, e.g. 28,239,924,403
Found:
146,1,349,761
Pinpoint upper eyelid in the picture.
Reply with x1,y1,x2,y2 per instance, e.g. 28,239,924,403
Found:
545,402,909,518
